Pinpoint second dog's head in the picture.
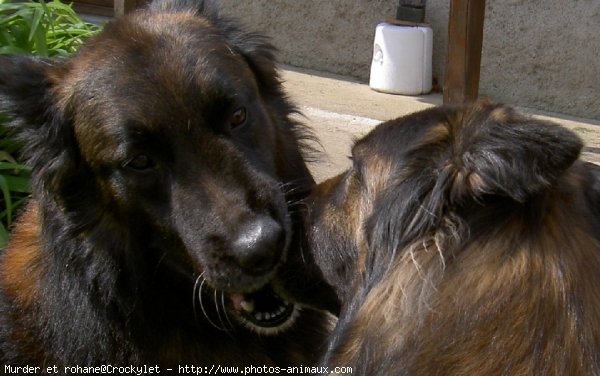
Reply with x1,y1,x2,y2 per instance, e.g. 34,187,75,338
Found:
305,101,583,303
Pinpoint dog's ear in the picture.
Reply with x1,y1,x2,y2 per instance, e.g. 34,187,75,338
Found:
452,103,583,203
218,20,284,105
0,55,79,199
0,56,54,130
150,0,284,103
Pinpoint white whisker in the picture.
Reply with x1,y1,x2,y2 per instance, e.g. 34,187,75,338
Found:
214,289,229,332
192,273,202,326
299,244,307,264
198,276,228,332
221,291,235,331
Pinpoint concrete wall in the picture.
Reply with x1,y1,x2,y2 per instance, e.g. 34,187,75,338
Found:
218,1,600,120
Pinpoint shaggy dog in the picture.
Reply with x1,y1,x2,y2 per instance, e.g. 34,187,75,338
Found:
305,101,600,375
0,0,333,368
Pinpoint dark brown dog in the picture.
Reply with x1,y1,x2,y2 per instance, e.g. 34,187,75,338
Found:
0,0,333,368
305,101,600,375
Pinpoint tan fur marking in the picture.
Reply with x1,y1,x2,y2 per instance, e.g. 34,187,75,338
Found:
420,122,451,146
489,106,513,123
466,171,486,193
1,202,43,307
364,155,393,200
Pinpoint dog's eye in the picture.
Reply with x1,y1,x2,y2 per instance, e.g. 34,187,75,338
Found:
125,155,155,171
230,107,247,128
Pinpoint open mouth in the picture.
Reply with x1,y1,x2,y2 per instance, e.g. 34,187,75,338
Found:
229,283,299,334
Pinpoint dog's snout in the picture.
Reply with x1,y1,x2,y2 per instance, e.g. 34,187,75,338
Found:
232,216,284,274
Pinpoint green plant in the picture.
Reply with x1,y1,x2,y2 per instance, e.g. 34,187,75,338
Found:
0,0,100,57
0,118,31,246
0,0,101,246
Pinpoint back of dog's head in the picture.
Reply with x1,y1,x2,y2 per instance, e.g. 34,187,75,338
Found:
308,101,589,296
307,101,600,374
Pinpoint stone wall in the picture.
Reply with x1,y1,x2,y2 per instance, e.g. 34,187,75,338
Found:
218,0,600,120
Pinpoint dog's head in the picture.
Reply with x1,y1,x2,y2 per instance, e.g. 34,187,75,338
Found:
0,0,316,333
306,101,583,302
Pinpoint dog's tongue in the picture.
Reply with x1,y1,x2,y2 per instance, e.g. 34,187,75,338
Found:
230,293,244,311
230,293,254,313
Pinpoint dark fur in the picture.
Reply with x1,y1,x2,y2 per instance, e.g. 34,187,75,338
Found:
0,0,333,368
305,102,600,375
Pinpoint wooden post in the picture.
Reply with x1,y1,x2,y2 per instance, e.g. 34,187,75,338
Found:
114,0,148,17
443,0,486,105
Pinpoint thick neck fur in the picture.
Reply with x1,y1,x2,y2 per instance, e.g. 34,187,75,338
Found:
326,164,600,375
1,200,191,364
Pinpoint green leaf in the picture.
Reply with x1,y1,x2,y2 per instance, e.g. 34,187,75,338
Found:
0,222,9,250
28,6,46,56
33,24,48,56
3,175,31,194
0,196,28,219
0,45,29,55
0,153,17,164
28,7,43,41
0,161,31,172
0,174,13,225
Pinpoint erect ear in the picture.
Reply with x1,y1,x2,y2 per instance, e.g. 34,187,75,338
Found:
0,56,54,129
0,55,80,200
151,0,288,108
452,102,583,203
220,21,285,105
206,8,317,179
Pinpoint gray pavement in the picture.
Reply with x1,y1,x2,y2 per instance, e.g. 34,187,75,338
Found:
281,66,600,182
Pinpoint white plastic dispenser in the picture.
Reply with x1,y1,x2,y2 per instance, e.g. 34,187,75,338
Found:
369,4,433,95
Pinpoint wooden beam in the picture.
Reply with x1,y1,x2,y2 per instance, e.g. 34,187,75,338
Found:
114,0,148,17
71,0,113,17
443,0,486,105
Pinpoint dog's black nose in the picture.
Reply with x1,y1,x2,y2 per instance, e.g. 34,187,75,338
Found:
231,216,284,274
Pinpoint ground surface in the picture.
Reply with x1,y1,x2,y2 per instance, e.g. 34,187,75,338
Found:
281,66,600,182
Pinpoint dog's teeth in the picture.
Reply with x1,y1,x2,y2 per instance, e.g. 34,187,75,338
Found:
240,300,254,313
264,312,271,320
254,312,263,321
